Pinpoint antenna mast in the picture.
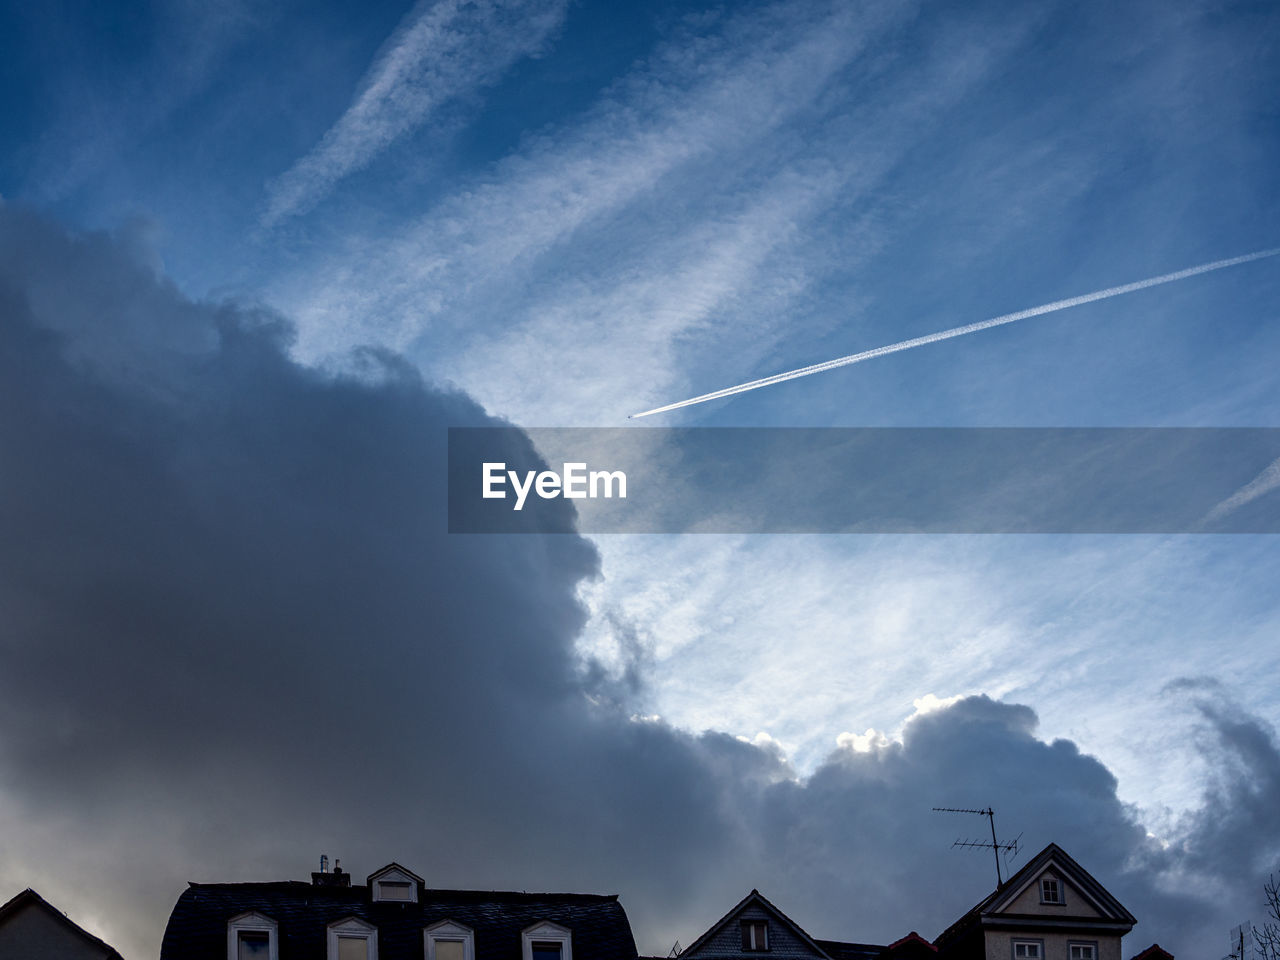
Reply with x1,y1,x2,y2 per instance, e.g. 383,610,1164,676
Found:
932,806,1021,886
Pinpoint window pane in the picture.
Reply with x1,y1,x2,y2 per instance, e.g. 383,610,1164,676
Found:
741,921,766,951
379,881,412,900
435,939,466,960
532,941,562,960
239,931,270,960
338,936,367,960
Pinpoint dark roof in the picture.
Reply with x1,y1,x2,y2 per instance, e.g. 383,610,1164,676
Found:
815,939,888,960
368,863,426,886
884,932,937,956
934,843,1136,946
160,881,637,960
1130,945,1174,960
0,887,125,960
812,933,935,960
680,889,842,960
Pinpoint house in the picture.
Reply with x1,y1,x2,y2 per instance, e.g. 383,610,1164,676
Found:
159,859,638,960
934,843,1136,960
0,887,125,960
668,844,1133,960
666,888,936,960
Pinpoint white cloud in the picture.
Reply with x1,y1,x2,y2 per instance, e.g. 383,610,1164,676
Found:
273,0,911,362
261,0,569,227
1204,454,1280,525
836,728,891,753
911,693,964,717
575,533,1280,824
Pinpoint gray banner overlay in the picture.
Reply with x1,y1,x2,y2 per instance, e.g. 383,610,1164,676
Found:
447,428,1280,533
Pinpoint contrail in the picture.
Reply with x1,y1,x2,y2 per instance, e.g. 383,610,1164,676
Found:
629,247,1280,419
1202,454,1280,527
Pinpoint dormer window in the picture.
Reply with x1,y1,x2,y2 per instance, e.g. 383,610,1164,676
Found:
227,911,278,960
522,921,572,960
425,920,475,960
741,920,769,951
367,863,423,904
328,917,377,960
1040,877,1063,904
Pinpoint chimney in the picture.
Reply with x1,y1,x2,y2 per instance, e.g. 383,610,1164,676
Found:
312,855,351,887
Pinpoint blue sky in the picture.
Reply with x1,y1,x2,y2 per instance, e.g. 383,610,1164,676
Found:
1,0,1279,957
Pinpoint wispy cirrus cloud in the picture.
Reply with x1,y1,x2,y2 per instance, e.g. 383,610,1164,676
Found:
1204,454,1280,525
276,0,1047,424
278,0,908,358
261,0,569,227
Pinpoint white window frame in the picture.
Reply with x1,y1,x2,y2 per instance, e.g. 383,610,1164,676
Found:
369,865,421,904
1069,943,1098,960
227,911,278,960
425,920,475,960
522,921,572,960
1040,877,1064,904
1012,940,1043,960
328,916,378,960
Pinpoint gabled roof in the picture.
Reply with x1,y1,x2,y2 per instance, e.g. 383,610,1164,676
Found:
885,931,937,954
1130,945,1174,960
367,862,426,887
680,889,840,959
0,887,125,960
160,880,636,960
935,843,1136,945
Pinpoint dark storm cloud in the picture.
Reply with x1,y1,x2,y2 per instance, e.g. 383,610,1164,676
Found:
1169,680,1280,881
0,207,1275,960
0,205,736,945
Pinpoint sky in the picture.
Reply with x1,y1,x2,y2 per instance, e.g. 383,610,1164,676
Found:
0,0,1278,958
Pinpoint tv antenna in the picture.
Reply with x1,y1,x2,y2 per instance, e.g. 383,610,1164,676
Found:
933,806,1022,886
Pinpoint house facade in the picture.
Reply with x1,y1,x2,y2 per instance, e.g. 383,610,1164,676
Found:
0,888,125,960
934,844,1136,960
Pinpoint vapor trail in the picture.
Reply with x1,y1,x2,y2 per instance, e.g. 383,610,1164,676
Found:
629,247,1280,419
